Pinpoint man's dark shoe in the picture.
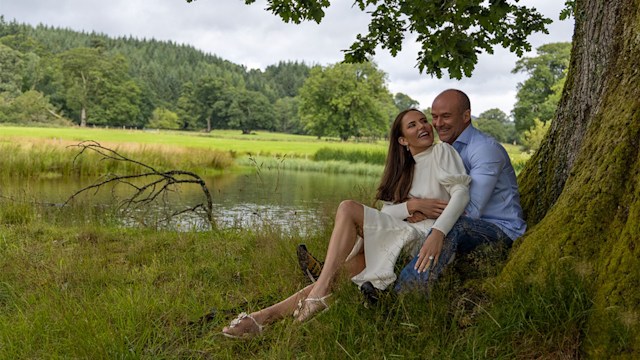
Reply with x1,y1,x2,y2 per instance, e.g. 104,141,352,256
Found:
360,281,382,307
297,244,323,283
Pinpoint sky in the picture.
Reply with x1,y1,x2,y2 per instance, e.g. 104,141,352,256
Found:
1,0,574,116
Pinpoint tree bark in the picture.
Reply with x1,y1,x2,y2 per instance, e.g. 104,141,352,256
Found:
509,0,639,355
80,107,86,127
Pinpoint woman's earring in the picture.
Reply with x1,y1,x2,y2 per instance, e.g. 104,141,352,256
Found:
405,145,410,152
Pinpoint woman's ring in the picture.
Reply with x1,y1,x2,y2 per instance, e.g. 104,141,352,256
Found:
428,255,434,260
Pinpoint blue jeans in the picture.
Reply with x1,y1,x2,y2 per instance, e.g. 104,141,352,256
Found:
394,216,512,293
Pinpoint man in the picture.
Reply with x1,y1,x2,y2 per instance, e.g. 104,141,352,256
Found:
394,88,525,291
299,88,526,294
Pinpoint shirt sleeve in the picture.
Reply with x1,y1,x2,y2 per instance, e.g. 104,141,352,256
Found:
380,201,410,219
465,142,505,219
432,144,471,235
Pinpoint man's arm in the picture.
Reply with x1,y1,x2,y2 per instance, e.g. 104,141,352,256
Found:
381,198,449,221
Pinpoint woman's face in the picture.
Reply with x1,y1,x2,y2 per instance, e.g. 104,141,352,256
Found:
398,110,434,155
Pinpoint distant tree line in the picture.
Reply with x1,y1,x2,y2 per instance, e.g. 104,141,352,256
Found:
0,17,570,144
0,17,419,140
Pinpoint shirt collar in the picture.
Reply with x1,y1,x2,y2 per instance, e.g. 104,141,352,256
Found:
453,123,474,147
412,144,434,162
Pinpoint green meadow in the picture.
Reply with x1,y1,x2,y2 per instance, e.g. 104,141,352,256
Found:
0,126,387,159
0,126,602,359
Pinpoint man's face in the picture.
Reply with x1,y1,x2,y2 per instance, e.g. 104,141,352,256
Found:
431,92,471,144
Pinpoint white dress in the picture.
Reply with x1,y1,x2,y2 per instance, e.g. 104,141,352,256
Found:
348,142,471,290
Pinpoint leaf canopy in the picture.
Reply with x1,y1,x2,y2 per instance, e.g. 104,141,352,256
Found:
189,0,553,79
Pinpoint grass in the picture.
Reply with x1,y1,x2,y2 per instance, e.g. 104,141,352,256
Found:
313,147,387,165
0,198,612,359
237,155,384,176
0,140,235,179
0,126,387,159
1,126,532,181
502,143,531,174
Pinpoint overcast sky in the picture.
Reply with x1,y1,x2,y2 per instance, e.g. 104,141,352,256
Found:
1,0,574,116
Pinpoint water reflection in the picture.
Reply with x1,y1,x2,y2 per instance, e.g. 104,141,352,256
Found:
2,169,379,233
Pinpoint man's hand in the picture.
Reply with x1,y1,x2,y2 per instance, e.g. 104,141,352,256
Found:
414,229,445,273
407,198,448,219
406,211,427,223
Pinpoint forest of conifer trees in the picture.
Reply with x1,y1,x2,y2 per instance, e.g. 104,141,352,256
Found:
2,17,398,137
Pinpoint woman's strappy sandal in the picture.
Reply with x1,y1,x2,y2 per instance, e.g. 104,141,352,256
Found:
222,312,264,339
294,294,332,322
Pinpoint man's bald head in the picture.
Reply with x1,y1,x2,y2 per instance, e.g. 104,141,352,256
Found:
431,89,472,144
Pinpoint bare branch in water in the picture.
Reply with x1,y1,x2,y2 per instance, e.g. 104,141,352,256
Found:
65,141,215,228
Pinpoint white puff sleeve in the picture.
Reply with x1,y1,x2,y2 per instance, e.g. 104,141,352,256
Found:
380,201,410,219
431,143,471,235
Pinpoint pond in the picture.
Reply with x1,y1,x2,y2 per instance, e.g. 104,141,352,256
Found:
2,169,380,233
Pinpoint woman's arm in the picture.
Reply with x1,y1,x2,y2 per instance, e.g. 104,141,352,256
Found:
431,184,469,235
381,198,449,221
413,186,469,273
380,201,410,219
414,144,471,273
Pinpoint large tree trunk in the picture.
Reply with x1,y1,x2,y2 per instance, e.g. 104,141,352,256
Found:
507,0,639,355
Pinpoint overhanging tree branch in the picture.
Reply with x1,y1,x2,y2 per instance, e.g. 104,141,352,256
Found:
185,0,553,79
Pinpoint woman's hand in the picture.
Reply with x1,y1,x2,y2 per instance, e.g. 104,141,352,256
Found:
407,198,448,219
414,229,445,273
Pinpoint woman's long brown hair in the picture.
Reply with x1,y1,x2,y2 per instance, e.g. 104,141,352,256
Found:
375,109,421,203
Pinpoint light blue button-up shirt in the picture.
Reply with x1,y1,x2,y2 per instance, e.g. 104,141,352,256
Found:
452,124,526,240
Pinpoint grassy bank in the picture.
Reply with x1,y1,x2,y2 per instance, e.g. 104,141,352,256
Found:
236,155,384,177
2,126,531,179
0,200,606,358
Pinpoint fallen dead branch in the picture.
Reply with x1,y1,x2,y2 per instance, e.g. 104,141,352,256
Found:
64,140,215,229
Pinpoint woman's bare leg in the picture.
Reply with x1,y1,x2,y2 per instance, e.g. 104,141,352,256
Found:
222,284,314,337
311,200,364,295
295,200,365,321
223,200,365,334
345,253,365,277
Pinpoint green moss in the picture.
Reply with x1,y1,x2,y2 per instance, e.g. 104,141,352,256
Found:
504,5,640,355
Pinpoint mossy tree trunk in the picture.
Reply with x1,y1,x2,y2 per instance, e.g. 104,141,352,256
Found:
507,0,639,355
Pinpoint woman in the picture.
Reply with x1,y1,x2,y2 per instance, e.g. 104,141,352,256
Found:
222,109,470,338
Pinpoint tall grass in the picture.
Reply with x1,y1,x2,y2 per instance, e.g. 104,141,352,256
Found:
503,143,531,175
466,261,595,358
236,155,384,177
0,140,235,179
313,147,387,165
0,198,620,358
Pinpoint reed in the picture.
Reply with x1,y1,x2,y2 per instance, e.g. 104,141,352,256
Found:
313,147,387,165
0,140,235,179
237,155,384,177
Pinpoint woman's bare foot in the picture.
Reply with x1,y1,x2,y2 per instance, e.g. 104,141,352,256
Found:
294,294,331,322
222,312,263,339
